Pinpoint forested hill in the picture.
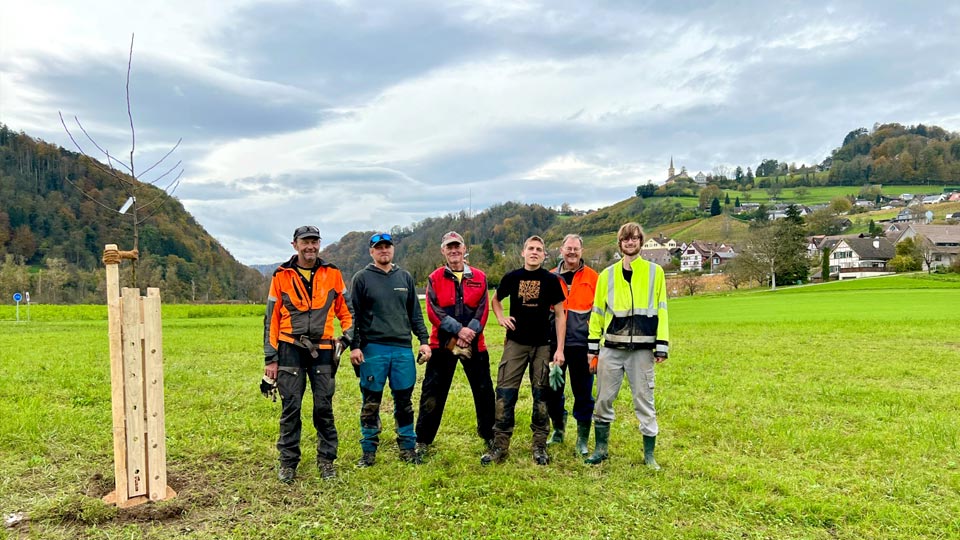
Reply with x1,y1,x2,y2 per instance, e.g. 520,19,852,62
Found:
0,125,267,303
825,123,960,185
319,202,558,287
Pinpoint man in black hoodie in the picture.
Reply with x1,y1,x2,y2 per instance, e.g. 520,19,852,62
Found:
350,232,431,467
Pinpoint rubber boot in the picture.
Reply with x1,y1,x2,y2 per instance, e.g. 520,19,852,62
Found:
584,422,610,465
575,420,591,456
643,435,661,471
548,411,566,446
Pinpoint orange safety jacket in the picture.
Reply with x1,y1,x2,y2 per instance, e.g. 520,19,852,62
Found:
553,260,599,346
264,255,353,363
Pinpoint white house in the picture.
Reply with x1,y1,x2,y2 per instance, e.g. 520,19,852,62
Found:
829,237,895,280
895,224,960,271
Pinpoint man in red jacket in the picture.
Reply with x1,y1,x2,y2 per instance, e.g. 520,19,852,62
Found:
415,231,495,458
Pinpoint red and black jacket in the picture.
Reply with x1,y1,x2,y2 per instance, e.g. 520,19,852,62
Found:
425,264,489,352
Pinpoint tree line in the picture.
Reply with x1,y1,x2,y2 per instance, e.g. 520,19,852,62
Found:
0,125,267,304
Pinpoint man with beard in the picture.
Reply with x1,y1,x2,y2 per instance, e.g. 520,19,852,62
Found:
586,222,670,470
350,232,431,467
264,225,353,482
481,235,567,466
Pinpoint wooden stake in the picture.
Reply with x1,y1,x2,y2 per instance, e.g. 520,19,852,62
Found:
104,244,129,506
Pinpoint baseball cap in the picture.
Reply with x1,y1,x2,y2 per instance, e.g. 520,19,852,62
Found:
441,231,465,247
293,225,321,240
370,232,394,247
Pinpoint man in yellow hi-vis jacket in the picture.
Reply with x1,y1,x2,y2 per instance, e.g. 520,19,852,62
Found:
586,222,669,470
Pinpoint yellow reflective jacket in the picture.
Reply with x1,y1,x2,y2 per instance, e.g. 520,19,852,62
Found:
588,257,669,357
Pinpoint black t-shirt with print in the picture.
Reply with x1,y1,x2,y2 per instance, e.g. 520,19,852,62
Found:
496,267,566,346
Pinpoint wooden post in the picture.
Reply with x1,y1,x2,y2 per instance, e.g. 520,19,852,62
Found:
104,245,129,506
103,245,176,508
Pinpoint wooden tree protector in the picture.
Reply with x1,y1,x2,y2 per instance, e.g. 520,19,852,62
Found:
102,244,176,508
142,288,169,501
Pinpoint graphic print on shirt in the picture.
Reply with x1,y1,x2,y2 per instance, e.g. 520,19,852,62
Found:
518,280,540,305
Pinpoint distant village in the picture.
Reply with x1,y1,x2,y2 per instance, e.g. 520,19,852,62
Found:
635,159,960,283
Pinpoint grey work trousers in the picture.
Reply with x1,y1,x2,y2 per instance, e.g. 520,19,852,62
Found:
592,347,658,437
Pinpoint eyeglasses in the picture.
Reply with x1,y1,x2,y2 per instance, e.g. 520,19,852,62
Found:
370,233,393,246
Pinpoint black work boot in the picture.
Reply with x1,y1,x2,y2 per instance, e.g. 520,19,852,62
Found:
643,435,661,471
278,465,296,484
575,420,591,457
480,446,508,465
399,448,422,465
584,422,610,465
415,442,430,458
532,445,550,465
318,460,336,480
357,451,376,468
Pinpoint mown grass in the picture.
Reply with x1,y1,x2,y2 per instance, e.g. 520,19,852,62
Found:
1,275,958,539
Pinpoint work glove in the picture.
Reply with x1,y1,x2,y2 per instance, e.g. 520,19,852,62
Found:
334,337,347,359
549,363,563,391
260,375,278,402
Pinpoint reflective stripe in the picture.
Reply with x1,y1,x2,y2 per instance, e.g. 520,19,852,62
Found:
610,308,659,317
659,301,667,310
605,334,656,344
647,263,656,310
606,266,616,313
592,306,605,316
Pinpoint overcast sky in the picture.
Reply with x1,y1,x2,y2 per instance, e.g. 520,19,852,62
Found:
2,1,959,264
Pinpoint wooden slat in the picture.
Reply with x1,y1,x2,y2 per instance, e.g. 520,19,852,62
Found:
121,288,146,497
104,244,128,506
142,288,168,501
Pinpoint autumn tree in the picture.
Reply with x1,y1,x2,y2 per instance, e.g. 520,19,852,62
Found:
59,33,184,287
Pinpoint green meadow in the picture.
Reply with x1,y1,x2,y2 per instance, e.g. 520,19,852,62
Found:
1,274,958,539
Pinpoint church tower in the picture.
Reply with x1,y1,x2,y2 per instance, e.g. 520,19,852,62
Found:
668,156,675,179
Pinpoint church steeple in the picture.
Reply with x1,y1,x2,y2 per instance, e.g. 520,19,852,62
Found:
668,156,675,179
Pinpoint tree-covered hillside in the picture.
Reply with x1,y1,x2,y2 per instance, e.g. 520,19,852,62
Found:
0,125,267,303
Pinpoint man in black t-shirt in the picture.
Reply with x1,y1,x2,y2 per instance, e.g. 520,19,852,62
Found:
481,235,566,466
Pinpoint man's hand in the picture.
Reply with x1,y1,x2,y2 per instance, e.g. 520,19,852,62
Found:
588,355,598,374
552,349,565,367
265,361,278,380
350,349,364,366
457,327,477,343
418,344,432,363
498,316,517,331
654,353,668,364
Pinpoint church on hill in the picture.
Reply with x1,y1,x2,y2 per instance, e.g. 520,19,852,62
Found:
663,157,707,186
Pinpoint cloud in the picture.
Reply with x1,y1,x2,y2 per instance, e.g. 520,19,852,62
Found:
3,0,960,265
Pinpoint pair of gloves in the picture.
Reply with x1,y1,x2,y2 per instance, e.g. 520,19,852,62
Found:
261,337,350,401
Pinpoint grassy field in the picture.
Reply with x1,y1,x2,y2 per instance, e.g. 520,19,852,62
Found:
1,274,959,539
651,184,952,209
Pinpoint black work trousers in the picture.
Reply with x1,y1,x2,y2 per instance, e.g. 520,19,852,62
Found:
545,345,595,427
276,341,338,468
415,347,495,445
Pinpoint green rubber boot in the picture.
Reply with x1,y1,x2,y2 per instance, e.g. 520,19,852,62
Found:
548,410,566,446
575,420,591,456
643,435,661,471
584,422,610,465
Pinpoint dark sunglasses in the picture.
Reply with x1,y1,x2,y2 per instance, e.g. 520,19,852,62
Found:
370,233,393,246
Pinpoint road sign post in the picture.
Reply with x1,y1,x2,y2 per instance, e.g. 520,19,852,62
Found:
13,292,22,322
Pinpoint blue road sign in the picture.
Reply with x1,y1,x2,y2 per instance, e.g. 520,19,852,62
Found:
13,292,22,302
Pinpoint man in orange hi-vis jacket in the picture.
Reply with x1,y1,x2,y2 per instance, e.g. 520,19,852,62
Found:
264,225,353,483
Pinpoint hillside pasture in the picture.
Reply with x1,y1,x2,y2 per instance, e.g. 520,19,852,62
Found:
1,274,958,539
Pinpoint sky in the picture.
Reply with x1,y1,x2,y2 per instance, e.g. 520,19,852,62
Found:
2,1,959,264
